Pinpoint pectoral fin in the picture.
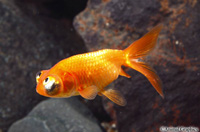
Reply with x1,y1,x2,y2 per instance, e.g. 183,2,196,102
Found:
79,85,98,100
102,89,127,106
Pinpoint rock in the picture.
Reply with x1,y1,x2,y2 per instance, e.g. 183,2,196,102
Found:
74,0,200,131
8,98,103,132
81,96,112,123
0,0,87,131
15,0,88,20
74,0,161,50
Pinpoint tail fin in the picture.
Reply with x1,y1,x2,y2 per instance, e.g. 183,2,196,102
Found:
124,25,164,98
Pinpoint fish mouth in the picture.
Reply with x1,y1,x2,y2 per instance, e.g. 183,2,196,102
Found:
36,88,39,93
36,85,46,96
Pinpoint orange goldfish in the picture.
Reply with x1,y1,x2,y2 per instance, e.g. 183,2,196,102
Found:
36,25,164,106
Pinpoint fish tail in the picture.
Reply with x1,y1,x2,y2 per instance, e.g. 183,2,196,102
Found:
123,25,164,98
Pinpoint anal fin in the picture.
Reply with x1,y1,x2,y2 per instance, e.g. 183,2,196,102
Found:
102,89,127,106
120,68,131,78
78,85,98,100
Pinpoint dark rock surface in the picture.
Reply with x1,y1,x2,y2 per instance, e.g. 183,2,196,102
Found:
74,0,162,51
0,0,87,131
15,0,88,20
8,98,103,132
74,0,200,131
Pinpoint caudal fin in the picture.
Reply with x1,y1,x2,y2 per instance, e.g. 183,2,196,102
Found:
124,25,164,98
124,25,163,58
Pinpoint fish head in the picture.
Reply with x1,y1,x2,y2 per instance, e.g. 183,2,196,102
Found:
35,70,64,97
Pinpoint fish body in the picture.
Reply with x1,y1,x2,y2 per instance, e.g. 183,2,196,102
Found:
36,25,164,106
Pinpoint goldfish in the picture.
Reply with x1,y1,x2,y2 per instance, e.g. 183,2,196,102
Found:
36,25,164,106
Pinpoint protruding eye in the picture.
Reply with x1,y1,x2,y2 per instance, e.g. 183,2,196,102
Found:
43,76,59,95
36,71,42,83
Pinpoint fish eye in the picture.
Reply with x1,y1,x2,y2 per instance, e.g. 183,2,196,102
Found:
43,76,59,95
44,77,49,83
36,71,42,83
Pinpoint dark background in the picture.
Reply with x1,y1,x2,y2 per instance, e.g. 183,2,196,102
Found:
0,0,199,132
